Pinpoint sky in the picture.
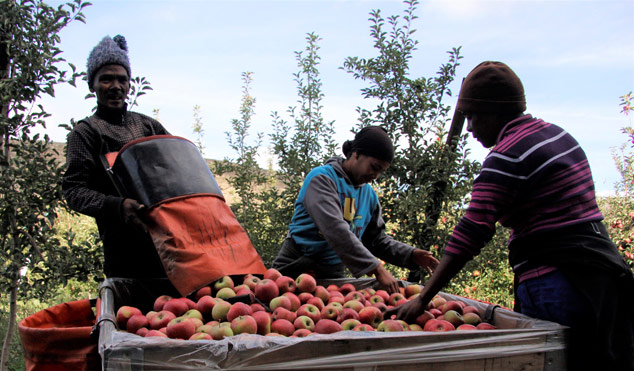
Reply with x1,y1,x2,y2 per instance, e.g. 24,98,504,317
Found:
39,0,634,195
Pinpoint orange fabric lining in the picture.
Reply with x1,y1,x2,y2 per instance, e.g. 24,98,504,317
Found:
148,194,266,296
18,299,100,371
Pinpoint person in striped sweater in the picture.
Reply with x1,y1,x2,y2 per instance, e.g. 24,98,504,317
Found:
387,61,633,370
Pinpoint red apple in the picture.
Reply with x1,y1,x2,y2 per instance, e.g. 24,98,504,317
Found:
295,273,317,294
196,296,218,318
271,319,295,336
196,324,214,335
183,309,203,321
153,295,173,312
423,319,455,332
313,285,330,303
211,300,232,322
374,290,389,303
320,304,341,321
457,324,478,330
226,302,253,322
443,310,464,327
431,296,447,309
292,328,312,337
369,295,385,305
352,323,375,331
404,284,423,298
179,297,197,310
415,310,435,328
145,329,167,337
387,293,405,306
462,305,479,315
145,311,158,323
372,302,388,313
298,292,314,304
328,296,345,305
275,276,297,294
235,288,252,297
329,290,344,299
343,299,364,313
126,314,149,334
250,303,266,312
210,322,234,340
429,308,443,317
409,324,424,331
395,298,409,307
243,274,261,291
163,299,189,317
263,268,283,281
166,317,197,339
213,275,235,292
306,296,325,311
116,306,142,329
336,308,360,323
314,319,343,334
269,295,292,311
293,315,315,331
326,284,340,292
441,300,463,314
272,307,296,322
254,279,279,304
189,332,212,340
341,318,361,331
195,286,212,301
283,292,301,312
339,283,355,296
150,310,176,330
252,310,272,335
231,315,258,335
377,319,405,332
358,306,383,328
462,312,482,326
476,322,497,330
344,291,366,304
215,287,236,299
296,304,321,324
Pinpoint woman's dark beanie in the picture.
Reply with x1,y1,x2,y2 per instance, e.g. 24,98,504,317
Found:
342,126,394,163
86,35,131,88
456,61,526,114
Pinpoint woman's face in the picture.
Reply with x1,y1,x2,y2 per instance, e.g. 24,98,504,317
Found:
345,153,390,185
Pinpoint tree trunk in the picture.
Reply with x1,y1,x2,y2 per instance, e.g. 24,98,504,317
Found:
0,279,19,371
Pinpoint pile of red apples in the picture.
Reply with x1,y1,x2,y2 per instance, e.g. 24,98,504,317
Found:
116,268,497,340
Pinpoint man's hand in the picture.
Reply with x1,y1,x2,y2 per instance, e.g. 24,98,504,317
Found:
384,295,428,323
371,264,400,294
412,249,439,274
121,198,147,233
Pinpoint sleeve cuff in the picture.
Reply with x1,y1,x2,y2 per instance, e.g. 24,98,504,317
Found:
103,195,125,222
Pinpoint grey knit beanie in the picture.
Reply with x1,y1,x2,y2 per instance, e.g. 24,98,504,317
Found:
86,35,131,88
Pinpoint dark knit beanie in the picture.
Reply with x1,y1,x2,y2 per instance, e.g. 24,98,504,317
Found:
86,35,131,88
342,126,394,163
456,61,526,114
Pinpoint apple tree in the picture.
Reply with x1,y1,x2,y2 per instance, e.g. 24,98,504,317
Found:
0,1,106,369
598,92,634,270
341,0,481,283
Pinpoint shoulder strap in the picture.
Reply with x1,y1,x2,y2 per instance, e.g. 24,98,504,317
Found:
81,116,125,197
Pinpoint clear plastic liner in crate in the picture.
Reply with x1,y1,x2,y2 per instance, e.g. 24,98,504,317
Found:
97,277,567,370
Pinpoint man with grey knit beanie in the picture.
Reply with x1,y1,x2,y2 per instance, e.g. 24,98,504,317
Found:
272,126,439,293
387,61,634,370
63,35,172,280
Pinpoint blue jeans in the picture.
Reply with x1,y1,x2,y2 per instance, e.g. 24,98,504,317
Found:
516,270,591,328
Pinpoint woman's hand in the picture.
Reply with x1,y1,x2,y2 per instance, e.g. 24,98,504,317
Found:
371,264,400,294
412,249,439,274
